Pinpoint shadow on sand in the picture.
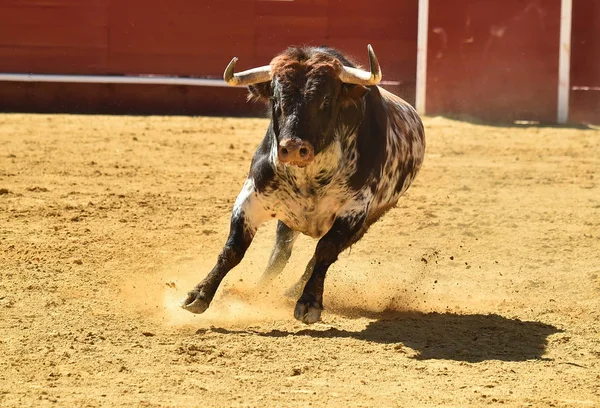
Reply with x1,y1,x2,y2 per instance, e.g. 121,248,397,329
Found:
208,310,562,363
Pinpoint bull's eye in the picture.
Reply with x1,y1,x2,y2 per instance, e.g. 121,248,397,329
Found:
271,99,281,116
320,97,331,111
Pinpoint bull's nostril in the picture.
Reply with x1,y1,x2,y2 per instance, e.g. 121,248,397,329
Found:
299,147,308,157
280,147,289,156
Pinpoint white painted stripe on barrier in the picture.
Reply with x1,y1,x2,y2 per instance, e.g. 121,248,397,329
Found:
0,73,403,88
416,0,429,115
0,73,228,87
557,0,573,124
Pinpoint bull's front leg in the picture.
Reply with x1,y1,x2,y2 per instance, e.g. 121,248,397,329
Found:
181,179,268,314
294,213,367,324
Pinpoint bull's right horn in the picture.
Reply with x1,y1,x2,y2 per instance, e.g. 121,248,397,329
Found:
223,57,272,86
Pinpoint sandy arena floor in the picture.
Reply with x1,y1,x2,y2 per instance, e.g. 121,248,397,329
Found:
1,113,599,407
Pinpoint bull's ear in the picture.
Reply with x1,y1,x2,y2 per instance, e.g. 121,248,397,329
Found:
248,83,272,103
342,84,369,106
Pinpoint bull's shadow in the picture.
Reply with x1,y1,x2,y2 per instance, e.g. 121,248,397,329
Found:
208,310,561,363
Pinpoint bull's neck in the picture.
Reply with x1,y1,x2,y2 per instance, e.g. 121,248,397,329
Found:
336,98,366,143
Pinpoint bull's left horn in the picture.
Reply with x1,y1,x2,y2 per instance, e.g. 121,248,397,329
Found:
339,44,382,86
223,57,272,86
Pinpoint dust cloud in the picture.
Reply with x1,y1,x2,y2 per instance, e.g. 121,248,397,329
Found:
144,246,440,328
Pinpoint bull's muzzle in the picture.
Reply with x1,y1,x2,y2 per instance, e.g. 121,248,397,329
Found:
278,138,315,167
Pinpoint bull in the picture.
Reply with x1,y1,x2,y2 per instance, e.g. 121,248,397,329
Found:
181,45,425,324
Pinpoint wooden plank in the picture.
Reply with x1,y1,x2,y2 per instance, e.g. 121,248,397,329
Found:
569,0,600,124
107,52,254,77
0,2,108,26
0,0,421,115
255,0,327,17
327,0,417,20
108,23,254,54
0,1,108,48
0,46,108,74
255,16,328,37
3,0,107,6
570,90,600,125
328,16,417,39
109,2,254,45
257,0,327,6
109,26,255,56
571,0,600,86
0,24,107,48
328,0,411,7
0,81,263,116
427,0,561,122
107,0,255,75
0,1,109,73
327,0,418,40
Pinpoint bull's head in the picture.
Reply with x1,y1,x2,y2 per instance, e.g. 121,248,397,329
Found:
223,45,381,167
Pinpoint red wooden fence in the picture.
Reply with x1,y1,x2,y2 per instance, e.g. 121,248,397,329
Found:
0,0,598,123
426,0,599,124
427,0,561,123
0,0,418,116
570,0,600,125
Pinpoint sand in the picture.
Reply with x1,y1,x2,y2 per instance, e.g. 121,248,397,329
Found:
1,113,599,407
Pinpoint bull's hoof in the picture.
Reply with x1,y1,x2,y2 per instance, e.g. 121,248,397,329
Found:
180,291,210,314
294,300,322,324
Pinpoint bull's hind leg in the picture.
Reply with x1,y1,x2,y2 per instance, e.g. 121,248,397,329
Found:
257,221,299,287
294,214,368,324
181,179,268,314
284,255,316,299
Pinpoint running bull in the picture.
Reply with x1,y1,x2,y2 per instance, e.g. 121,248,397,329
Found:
181,45,425,324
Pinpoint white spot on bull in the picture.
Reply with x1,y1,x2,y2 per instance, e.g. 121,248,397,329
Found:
232,178,270,234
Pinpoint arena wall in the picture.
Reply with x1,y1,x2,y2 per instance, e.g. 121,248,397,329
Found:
0,0,597,123
0,0,418,116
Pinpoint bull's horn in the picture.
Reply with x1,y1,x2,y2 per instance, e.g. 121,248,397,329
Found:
223,57,272,86
339,44,382,86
